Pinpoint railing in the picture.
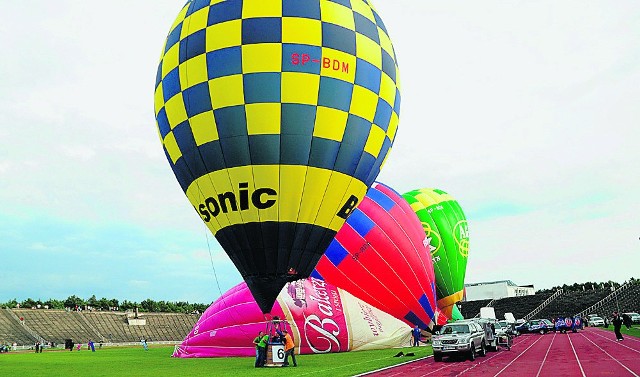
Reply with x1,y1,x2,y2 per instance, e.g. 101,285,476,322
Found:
3,308,43,343
524,289,563,320
578,282,631,318
74,311,105,342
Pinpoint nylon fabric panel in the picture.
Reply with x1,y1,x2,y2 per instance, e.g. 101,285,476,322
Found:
314,182,438,329
155,0,401,314
402,188,469,318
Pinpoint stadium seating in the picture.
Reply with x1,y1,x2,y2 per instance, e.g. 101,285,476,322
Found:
0,309,36,345
2,309,198,346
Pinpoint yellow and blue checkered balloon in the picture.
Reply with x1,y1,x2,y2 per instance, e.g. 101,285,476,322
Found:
154,0,400,313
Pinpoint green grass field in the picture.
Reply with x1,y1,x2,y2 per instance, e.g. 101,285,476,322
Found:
597,324,640,338
0,345,432,377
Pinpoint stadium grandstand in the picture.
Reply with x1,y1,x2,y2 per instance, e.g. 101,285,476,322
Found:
0,308,198,348
460,279,640,321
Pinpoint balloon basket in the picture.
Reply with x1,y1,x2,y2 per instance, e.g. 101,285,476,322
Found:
265,343,285,367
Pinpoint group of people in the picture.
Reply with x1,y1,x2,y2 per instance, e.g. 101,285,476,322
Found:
253,329,297,368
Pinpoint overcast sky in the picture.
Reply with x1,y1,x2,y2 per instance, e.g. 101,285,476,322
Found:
1,1,638,304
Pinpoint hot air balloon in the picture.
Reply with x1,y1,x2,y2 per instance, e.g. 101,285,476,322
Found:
402,188,469,318
174,278,411,358
154,0,401,313
312,182,438,330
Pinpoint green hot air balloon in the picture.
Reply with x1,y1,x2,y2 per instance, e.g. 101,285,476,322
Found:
154,0,401,314
403,188,469,318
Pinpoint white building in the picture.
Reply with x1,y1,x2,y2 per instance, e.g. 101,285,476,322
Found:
463,280,535,301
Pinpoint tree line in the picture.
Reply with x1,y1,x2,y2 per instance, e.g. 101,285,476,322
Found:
535,277,638,294
0,295,209,314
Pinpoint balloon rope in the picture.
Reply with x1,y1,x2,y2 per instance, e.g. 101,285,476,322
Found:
203,226,252,338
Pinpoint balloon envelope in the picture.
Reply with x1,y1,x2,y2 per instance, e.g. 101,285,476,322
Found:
174,278,411,357
154,0,401,313
402,188,469,317
313,182,438,330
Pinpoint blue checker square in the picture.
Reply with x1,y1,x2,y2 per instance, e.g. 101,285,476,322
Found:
183,82,213,117
325,239,350,267
318,76,353,112
310,269,324,281
322,23,356,55
404,312,427,331
373,98,392,131
281,103,316,135
207,1,242,26
329,0,352,9
394,88,401,115
381,49,396,82
349,209,375,237
242,18,282,44
354,152,376,183
155,63,163,88
355,58,381,94
213,105,247,138
373,11,388,34
283,0,321,19
249,135,281,165
206,46,242,79
220,136,251,168
308,137,340,170
368,187,396,212
179,29,206,63
186,0,210,16
364,138,391,186
164,23,183,53
282,44,322,74
173,121,208,179
156,108,171,138
333,143,363,176
343,114,371,148
280,134,312,165
243,73,281,103
419,294,436,319
354,13,379,43
171,154,193,192
162,68,182,102
198,139,226,173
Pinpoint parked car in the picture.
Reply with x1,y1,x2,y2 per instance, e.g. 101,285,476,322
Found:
432,320,487,362
515,319,550,334
588,316,605,327
623,312,640,324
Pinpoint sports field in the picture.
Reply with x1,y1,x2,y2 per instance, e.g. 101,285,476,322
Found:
0,345,427,377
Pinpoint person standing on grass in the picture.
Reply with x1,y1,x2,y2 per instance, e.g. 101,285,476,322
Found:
255,332,269,367
612,312,624,341
253,331,264,367
282,330,297,367
412,325,421,347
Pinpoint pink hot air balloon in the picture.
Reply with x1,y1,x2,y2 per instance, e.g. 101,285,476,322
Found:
174,278,411,358
312,182,438,330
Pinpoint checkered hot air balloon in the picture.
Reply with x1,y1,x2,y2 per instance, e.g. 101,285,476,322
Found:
154,0,400,313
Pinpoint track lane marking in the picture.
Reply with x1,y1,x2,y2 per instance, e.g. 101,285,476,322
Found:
535,332,556,377
493,334,545,376
567,333,587,377
579,332,639,377
587,329,640,354
421,334,534,377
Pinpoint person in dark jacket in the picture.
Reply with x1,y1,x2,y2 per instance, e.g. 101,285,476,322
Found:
621,313,632,330
612,312,624,341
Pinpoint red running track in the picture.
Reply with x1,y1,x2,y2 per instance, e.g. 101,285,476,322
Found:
363,327,640,377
